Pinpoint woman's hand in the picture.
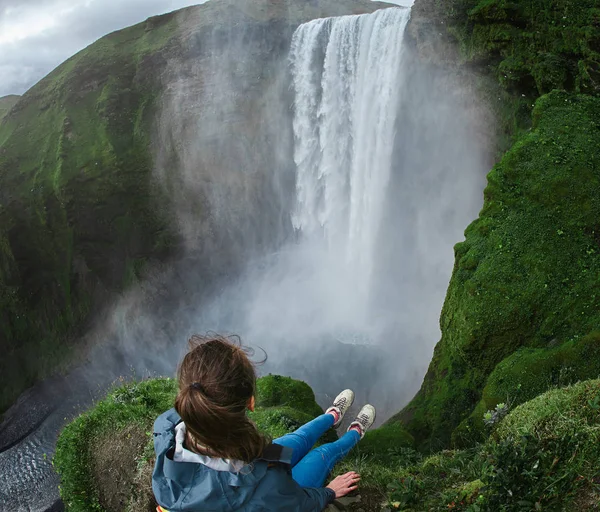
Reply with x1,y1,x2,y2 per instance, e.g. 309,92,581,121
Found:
326,471,361,498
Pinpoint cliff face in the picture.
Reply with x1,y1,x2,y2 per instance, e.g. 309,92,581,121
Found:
395,0,600,450
0,13,178,414
0,0,397,415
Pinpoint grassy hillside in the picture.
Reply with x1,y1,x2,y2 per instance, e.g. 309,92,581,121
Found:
395,0,600,451
55,376,600,511
0,13,180,414
380,380,600,511
395,91,600,449
0,95,20,120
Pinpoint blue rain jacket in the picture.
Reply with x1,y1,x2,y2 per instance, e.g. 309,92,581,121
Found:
152,409,335,511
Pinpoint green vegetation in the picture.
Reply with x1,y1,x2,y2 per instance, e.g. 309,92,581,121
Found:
361,380,600,511
0,95,19,120
447,0,600,97
358,422,415,457
0,12,179,414
255,374,325,416
394,0,600,455
54,378,177,511
443,0,600,144
484,380,600,511
56,377,600,511
459,331,600,442
251,375,337,440
395,91,600,450
54,375,336,511
413,0,599,153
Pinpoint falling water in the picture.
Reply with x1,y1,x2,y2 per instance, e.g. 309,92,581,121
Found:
290,8,411,312
0,3,494,511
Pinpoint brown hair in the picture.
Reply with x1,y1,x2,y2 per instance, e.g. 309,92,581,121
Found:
174,334,269,462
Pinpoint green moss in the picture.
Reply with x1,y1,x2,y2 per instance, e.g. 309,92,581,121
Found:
54,378,177,511
450,0,600,96
0,12,179,414
456,332,600,443
55,375,335,510
426,0,599,153
395,91,600,450
356,422,414,457
252,374,337,442
255,374,324,417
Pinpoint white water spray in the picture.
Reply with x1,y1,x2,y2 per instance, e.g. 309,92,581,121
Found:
290,8,411,313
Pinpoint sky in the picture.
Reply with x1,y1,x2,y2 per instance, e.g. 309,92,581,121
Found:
0,0,413,98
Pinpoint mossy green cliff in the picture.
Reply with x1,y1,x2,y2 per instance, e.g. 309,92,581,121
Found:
0,13,180,415
395,0,600,452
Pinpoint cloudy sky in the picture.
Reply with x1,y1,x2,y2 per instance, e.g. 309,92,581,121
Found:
0,0,413,97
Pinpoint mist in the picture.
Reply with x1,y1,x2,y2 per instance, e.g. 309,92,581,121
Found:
4,2,492,420
0,3,492,509
143,5,490,417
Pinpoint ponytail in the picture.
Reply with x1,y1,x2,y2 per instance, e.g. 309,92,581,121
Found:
174,335,269,462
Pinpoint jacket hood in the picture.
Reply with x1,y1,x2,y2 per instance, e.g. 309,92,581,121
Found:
152,408,270,510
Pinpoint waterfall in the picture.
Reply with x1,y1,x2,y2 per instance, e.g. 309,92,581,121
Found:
290,8,411,306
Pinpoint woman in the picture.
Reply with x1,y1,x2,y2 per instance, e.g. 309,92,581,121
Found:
153,335,376,511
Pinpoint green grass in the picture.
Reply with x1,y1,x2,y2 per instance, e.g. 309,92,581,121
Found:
0,95,19,121
380,380,600,511
0,10,179,414
56,376,600,512
482,380,600,511
54,375,336,511
394,91,600,450
54,378,177,511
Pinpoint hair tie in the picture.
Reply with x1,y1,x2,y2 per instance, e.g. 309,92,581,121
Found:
190,382,206,393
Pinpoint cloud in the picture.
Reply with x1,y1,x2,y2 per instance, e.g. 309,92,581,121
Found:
0,0,413,98
0,0,206,97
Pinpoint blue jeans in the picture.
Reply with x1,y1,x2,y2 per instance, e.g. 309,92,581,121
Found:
273,414,361,488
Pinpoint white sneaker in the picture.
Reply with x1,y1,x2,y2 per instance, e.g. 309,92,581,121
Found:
325,389,355,428
348,404,376,439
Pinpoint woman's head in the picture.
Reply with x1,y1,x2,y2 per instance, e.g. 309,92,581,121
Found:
175,334,268,462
